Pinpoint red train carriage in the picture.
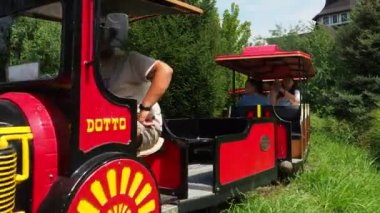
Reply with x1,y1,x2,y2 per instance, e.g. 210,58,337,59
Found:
216,45,315,174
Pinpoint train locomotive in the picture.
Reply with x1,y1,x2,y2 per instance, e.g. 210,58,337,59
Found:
0,0,315,212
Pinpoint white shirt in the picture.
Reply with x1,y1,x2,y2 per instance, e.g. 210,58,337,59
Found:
278,89,301,106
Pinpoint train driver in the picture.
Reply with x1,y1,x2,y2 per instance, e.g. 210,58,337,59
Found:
99,14,173,156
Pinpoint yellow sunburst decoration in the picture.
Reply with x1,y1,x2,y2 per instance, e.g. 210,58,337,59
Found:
68,159,159,213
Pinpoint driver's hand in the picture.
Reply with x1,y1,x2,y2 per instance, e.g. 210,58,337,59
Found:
138,110,154,127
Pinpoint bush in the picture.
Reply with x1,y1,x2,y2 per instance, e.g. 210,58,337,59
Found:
311,115,358,144
368,109,380,166
126,1,251,118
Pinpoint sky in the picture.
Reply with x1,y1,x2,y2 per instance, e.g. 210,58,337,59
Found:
216,0,326,38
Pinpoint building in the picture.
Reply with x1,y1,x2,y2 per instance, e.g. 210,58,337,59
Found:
313,0,358,27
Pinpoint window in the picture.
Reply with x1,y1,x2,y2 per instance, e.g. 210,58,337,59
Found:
332,14,338,24
0,2,62,83
323,16,330,25
341,12,348,22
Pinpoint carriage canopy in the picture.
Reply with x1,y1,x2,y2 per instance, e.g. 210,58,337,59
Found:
0,0,203,20
215,45,315,80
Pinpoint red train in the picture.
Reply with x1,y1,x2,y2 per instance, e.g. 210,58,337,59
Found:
0,0,315,212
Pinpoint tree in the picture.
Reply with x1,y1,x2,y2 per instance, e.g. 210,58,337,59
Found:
334,0,380,163
0,17,12,80
337,0,380,77
127,0,251,117
266,23,338,111
219,3,252,104
9,17,61,76
334,0,380,122
220,3,251,55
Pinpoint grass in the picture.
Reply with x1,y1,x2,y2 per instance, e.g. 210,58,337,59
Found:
226,116,380,213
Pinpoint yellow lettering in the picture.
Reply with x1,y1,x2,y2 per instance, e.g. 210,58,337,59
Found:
86,119,94,133
86,117,128,133
112,118,119,131
95,119,103,132
103,118,111,131
119,118,126,130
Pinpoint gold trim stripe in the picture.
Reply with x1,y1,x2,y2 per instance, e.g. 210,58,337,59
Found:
138,200,155,213
135,183,152,205
0,153,16,160
0,189,16,200
128,172,143,198
120,167,131,195
107,169,117,198
163,0,203,14
91,181,108,206
77,200,99,213
0,127,31,134
257,105,262,118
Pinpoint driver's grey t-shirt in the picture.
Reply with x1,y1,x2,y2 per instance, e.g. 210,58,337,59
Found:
101,50,163,131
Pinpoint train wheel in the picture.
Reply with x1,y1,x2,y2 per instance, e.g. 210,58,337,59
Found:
67,158,160,213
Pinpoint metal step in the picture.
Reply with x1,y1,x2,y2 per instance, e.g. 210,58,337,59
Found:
162,164,215,212
292,158,303,164
162,204,178,213
188,164,213,188
188,164,213,176
188,164,214,199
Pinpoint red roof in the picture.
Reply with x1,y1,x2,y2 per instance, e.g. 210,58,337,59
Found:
228,88,246,95
215,45,316,80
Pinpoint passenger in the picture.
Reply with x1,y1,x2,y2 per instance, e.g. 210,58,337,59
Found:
270,77,300,106
238,78,270,107
100,14,173,156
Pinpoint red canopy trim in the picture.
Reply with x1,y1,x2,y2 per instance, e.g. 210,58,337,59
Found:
216,45,316,80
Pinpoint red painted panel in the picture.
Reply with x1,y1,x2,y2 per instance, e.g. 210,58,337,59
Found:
247,111,255,118
79,0,132,153
276,123,288,159
144,140,182,189
219,123,275,185
0,93,64,213
264,110,271,117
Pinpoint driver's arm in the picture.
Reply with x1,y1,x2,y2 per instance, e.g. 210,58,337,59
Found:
141,60,173,107
138,60,173,124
